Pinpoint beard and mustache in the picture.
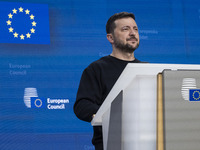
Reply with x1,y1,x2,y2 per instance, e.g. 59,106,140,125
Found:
113,36,139,53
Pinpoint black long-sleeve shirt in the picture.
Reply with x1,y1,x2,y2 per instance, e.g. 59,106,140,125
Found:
74,55,142,148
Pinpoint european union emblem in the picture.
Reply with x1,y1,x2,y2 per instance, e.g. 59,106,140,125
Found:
189,89,200,101
31,97,46,108
0,1,50,44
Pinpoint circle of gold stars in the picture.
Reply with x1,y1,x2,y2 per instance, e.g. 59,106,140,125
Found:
192,90,200,100
6,7,36,40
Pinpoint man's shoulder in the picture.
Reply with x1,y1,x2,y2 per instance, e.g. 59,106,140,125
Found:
134,59,148,63
88,55,112,67
82,55,117,75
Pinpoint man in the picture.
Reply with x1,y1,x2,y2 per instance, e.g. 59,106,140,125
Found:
74,12,143,150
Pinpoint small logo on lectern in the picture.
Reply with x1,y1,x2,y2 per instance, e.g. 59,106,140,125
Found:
181,78,196,101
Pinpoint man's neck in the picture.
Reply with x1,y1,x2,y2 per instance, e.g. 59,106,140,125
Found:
110,49,135,61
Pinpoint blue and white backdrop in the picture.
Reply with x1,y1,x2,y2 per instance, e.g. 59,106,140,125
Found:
0,0,200,149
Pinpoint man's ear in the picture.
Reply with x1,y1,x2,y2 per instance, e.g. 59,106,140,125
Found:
106,33,114,44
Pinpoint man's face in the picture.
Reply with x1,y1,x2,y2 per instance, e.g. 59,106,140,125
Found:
112,17,140,53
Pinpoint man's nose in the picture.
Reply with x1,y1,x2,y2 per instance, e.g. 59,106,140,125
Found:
129,29,137,36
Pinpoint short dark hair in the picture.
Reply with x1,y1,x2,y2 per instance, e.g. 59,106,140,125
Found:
106,12,135,34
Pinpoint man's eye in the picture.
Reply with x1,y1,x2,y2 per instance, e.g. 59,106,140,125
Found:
122,28,129,31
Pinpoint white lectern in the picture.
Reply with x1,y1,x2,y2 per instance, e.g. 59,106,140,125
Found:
91,63,200,150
